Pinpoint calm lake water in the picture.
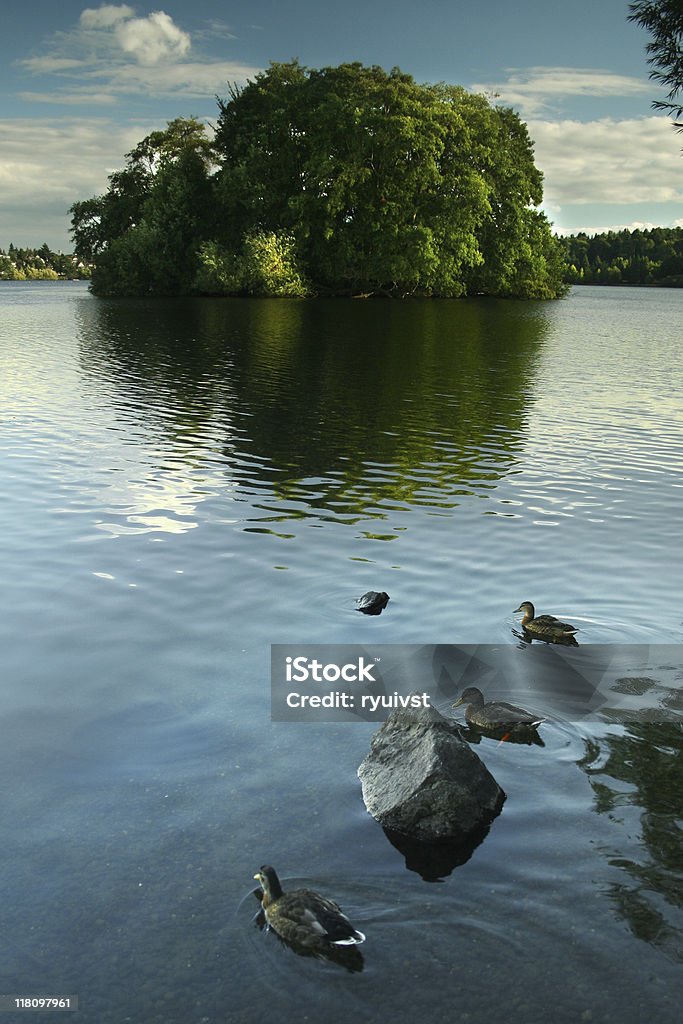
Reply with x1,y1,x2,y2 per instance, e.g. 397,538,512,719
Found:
0,281,681,1022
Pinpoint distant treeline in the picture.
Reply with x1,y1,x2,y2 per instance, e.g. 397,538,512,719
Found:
6,229,683,290
0,243,90,280
561,227,683,287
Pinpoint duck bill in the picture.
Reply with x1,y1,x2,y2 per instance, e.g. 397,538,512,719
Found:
451,697,465,708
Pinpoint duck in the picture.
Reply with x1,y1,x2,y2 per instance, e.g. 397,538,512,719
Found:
514,601,578,640
253,865,365,948
356,591,389,615
452,686,545,732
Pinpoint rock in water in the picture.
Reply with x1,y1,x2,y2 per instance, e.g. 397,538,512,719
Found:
357,703,505,842
356,591,390,615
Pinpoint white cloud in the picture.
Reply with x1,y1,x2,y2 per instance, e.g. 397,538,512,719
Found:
21,57,86,73
553,220,673,237
197,20,237,42
79,7,192,66
97,59,261,97
0,116,158,247
472,66,651,117
530,116,683,207
114,11,191,66
16,6,258,102
80,5,134,30
467,68,682,231
0,117,151,201
19,91,117,106
2,8,256,247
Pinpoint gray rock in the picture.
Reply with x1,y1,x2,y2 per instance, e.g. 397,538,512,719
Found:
356,591,390,615
357,702,505,841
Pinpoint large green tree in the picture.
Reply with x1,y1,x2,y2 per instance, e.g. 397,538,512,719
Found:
72,64,567,299
213,62,565,298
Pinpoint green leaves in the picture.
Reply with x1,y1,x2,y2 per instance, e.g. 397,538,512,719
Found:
628,1,683,124
72,64,567,299
213,62,565,298
562,226,683,286
72,119,214,296
194,233,310,297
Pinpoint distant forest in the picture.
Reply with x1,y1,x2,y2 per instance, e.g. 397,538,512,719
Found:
560,227,683,286
0,243,90,280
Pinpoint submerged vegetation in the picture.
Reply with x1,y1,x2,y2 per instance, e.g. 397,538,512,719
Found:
70,62,568,300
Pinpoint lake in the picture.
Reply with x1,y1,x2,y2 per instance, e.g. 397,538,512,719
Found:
0,281,681,1023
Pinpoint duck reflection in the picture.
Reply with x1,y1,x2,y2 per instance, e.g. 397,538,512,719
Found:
458,722,545,747
452,686,545,746
512,625,579,648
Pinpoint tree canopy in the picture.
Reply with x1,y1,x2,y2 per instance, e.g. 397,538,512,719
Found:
70,62,567,299
628,1,683,127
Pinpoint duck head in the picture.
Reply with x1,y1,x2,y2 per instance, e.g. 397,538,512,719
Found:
254,865,283,900
452,686,485,709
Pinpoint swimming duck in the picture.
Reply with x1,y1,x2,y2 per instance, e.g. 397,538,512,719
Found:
357,591,390,615
452,686,545,732
514,601,578,640
253,865,365,948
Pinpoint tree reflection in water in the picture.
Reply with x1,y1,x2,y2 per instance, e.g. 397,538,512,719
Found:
578,721,683,963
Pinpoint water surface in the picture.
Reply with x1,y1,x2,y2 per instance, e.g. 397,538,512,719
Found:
0,282,681,1022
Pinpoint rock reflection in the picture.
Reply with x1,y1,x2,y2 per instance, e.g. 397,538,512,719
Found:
578,721,683,963
382,822,493,882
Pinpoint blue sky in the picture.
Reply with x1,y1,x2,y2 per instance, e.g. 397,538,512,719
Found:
1,1,681,250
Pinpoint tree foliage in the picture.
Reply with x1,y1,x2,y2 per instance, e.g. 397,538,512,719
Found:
70,117,214,295
561,226,683,286
214,62,565,298
71,64,567,299
194,232,310,296
628,1,683,127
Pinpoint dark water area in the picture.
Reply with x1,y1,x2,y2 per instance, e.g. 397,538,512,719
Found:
0,281,681,1022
